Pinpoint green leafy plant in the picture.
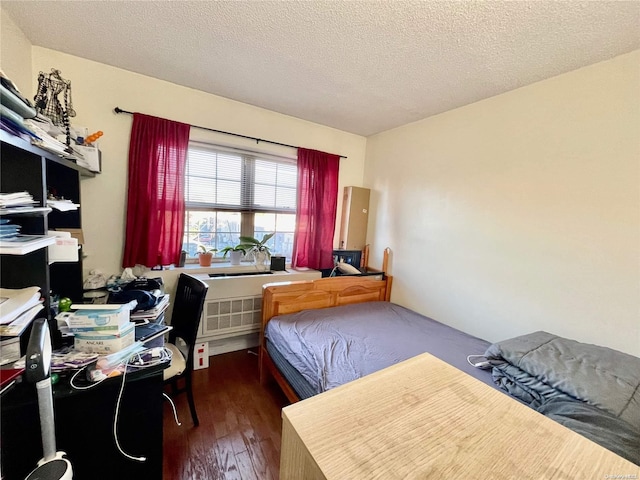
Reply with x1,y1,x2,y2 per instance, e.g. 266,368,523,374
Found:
218,244,247,258
198,244,217,254
238,232,275,256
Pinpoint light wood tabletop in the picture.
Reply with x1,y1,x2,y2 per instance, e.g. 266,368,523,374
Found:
280,353,639,479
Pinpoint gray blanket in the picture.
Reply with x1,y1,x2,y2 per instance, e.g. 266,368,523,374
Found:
538,400,640,465
485,331,640,430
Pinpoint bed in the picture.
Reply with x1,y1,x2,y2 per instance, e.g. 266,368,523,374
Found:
259,260,640,465
258,254,498,402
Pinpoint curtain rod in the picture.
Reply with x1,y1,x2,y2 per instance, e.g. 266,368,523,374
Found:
113,107,347,159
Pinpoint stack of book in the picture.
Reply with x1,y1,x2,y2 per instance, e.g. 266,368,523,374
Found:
0,73,38,142
0,219,20,238
0,286,45,365
0,191,58,255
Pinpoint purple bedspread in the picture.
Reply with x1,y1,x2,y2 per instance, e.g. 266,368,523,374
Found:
265,301,495,394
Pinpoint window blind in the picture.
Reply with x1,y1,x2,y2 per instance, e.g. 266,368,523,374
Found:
185,144,296,212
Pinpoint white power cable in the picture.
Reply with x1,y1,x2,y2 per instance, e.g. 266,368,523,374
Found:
113,359,146,462
69,347,173,462
163,393,182,426
466,354,492,369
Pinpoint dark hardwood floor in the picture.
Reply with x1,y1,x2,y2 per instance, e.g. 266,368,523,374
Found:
162,350,289,480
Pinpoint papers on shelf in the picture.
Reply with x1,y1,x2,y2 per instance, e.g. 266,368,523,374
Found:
0,286,42,325
24,118,73,157
0,191,36,208
0,234,56,255
47,199,79,212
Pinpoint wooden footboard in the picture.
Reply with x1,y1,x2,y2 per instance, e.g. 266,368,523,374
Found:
259,255,393,403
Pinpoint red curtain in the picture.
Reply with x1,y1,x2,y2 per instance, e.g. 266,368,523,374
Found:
122,113,190,268
292,148,340,269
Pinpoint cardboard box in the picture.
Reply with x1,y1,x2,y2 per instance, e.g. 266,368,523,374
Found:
74,145,101,173
48,231,79,262
67,305,130,331
74,322,135,354
55,228,84,245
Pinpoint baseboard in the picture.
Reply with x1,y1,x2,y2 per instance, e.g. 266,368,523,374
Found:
204,332,260,356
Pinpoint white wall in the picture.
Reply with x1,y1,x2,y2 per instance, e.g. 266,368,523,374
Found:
27,47,367,279
365,50,640,356
0,9,32,98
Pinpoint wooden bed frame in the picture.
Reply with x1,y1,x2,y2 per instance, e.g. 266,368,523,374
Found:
259,249,393,403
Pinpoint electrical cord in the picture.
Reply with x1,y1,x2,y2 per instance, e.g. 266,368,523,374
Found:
68,346,173,462
69,365,107,390
113,347,174,462
114,358,146,462
163,393,182,426
114,347,173,462
467,354,492,369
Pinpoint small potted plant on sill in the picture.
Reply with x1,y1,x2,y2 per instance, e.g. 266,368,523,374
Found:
238,232,274,270
197,245,217,267
218,245,247,266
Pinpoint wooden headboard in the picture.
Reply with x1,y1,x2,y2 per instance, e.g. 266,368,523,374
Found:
261,275,392,324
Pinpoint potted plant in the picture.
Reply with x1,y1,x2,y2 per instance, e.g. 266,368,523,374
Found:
238,232,275,270
218,245,247,266
197,245,217,267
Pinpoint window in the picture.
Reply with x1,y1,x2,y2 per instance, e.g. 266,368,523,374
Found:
183,143,297,261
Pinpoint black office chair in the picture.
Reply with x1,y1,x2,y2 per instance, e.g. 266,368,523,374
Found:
163,273,209,426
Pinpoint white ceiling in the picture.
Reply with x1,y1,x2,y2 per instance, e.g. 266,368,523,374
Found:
3,1,639,137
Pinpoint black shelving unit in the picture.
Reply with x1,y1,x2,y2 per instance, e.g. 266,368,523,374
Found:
0,130,94,348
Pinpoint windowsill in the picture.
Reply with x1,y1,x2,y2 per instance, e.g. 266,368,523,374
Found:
146,262,320,286
152,261,303,275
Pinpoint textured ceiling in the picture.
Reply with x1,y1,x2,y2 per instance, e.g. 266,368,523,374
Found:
3,1,639,136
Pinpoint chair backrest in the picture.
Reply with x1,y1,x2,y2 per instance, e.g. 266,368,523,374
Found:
168,273,209,364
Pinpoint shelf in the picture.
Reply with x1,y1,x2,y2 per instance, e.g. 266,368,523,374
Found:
0,235,56,255
0,130,95,178
0,207,52,216
1,124,89,347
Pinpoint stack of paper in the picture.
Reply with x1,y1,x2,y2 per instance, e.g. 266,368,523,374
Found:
0,286,45,336
0,191,36,209
24,118,73,157
47,199,79,212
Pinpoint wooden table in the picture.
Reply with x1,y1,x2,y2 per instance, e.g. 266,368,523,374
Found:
280,353,639,479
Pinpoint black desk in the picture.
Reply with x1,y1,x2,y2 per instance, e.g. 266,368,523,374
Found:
1,362,166,480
